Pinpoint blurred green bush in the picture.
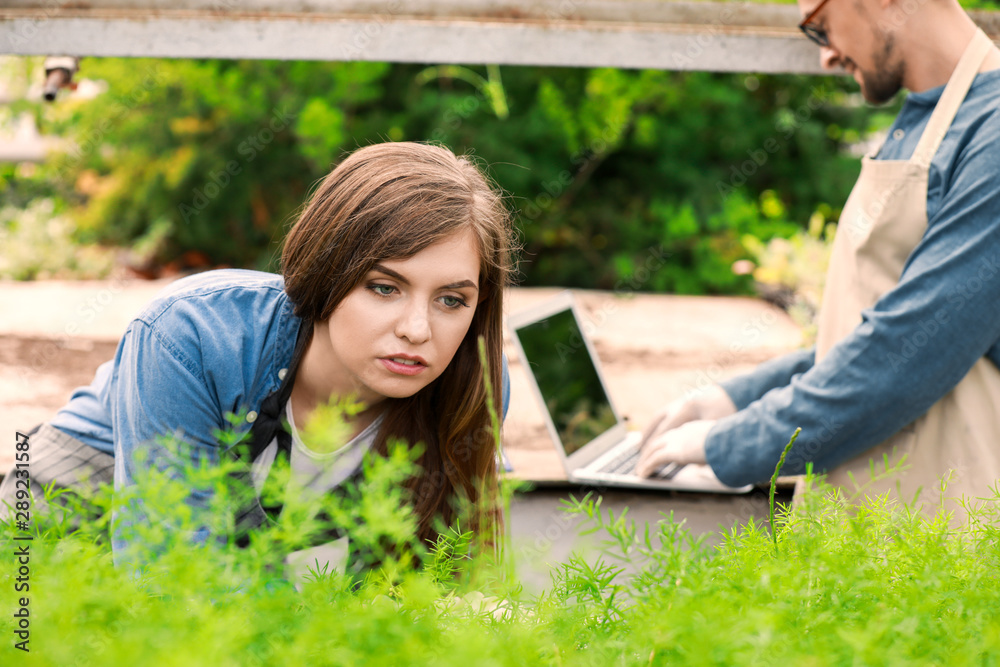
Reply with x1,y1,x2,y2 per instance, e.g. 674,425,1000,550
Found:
5,58,894,293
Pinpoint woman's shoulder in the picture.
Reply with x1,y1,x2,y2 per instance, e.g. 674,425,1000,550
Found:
129,268,300,368
138,269,288,324
120,269,301,398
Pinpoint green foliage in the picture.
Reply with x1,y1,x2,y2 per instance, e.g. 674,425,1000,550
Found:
34,58,391,269
0,197,116,279
769,427,801,554
8,57,890,292
511,69,874,294
744,207,838,337
5,442,1000,665
297,397,363,455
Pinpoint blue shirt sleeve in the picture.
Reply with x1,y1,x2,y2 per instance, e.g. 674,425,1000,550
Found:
718,347,816,411
110,320,232,568
501,352,511,421
705,113,1000,488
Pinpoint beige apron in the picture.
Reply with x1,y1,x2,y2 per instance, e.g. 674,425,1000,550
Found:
813,28,1000,520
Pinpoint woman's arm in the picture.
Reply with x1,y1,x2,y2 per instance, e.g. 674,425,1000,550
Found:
110,320,235,569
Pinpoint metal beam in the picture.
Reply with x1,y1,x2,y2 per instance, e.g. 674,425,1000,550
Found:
1,1,998,74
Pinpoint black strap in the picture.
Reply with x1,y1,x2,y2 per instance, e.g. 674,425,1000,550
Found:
229,320,312,542
245,320,314,462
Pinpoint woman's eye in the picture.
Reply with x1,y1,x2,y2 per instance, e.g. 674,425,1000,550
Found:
440,295,468,309
370,284,395,297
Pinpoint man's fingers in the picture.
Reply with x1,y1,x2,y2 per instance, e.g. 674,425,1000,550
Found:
641,399,702,449
635,436,676,478
636,419,713,477
640,405,684,447
640,413,668,448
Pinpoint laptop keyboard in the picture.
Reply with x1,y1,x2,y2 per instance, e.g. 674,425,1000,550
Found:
598,447,642,475
595,445,683,479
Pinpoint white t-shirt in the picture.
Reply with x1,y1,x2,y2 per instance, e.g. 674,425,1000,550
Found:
249,399,383,586
250,398,382,496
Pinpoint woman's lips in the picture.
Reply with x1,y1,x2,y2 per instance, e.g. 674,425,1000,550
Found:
380,356,427,376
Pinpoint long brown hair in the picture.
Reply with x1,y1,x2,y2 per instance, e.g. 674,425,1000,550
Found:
281,142,515,550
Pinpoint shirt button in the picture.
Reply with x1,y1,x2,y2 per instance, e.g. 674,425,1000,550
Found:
892,128,905,141
278,368,288,381
247,411,258,423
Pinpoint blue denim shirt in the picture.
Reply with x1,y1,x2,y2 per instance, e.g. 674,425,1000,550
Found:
49,269,510,561
705,70,1000,487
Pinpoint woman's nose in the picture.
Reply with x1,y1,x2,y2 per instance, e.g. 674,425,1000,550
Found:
395,302,431,344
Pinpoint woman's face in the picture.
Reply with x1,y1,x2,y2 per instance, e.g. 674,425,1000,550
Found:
318,227,482,408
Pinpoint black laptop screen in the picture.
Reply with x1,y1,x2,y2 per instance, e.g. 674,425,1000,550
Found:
515,308,617,456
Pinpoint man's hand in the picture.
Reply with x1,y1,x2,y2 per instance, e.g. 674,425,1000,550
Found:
635,419,714,477
640,385,737,445
635,385,737,478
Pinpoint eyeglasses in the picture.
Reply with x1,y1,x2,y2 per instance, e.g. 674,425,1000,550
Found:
798,0,834,47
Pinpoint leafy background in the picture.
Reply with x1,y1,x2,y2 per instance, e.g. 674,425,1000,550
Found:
0,56,895,296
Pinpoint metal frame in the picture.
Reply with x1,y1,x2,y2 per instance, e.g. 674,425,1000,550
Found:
4,1,996,73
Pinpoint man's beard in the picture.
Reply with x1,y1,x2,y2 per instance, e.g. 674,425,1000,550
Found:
859,32,906,104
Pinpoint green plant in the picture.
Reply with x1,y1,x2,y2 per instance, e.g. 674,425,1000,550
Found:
743,208,837,339
769,427,800,554
0,198,116,279
6,355,1000,664
4,435,1000,664
4,55,888,291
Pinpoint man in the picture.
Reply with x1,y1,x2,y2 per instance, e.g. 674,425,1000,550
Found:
636,0,1000,514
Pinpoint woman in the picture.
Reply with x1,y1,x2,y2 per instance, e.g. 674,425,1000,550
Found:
1,142,515,567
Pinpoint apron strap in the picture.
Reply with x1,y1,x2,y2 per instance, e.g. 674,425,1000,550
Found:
243,319,313,462
230,319,313,542
911,28,995,168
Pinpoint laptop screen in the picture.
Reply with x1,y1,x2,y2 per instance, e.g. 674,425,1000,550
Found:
514,307,618,456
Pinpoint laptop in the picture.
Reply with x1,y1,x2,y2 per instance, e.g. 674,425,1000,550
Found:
507,291,752,494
